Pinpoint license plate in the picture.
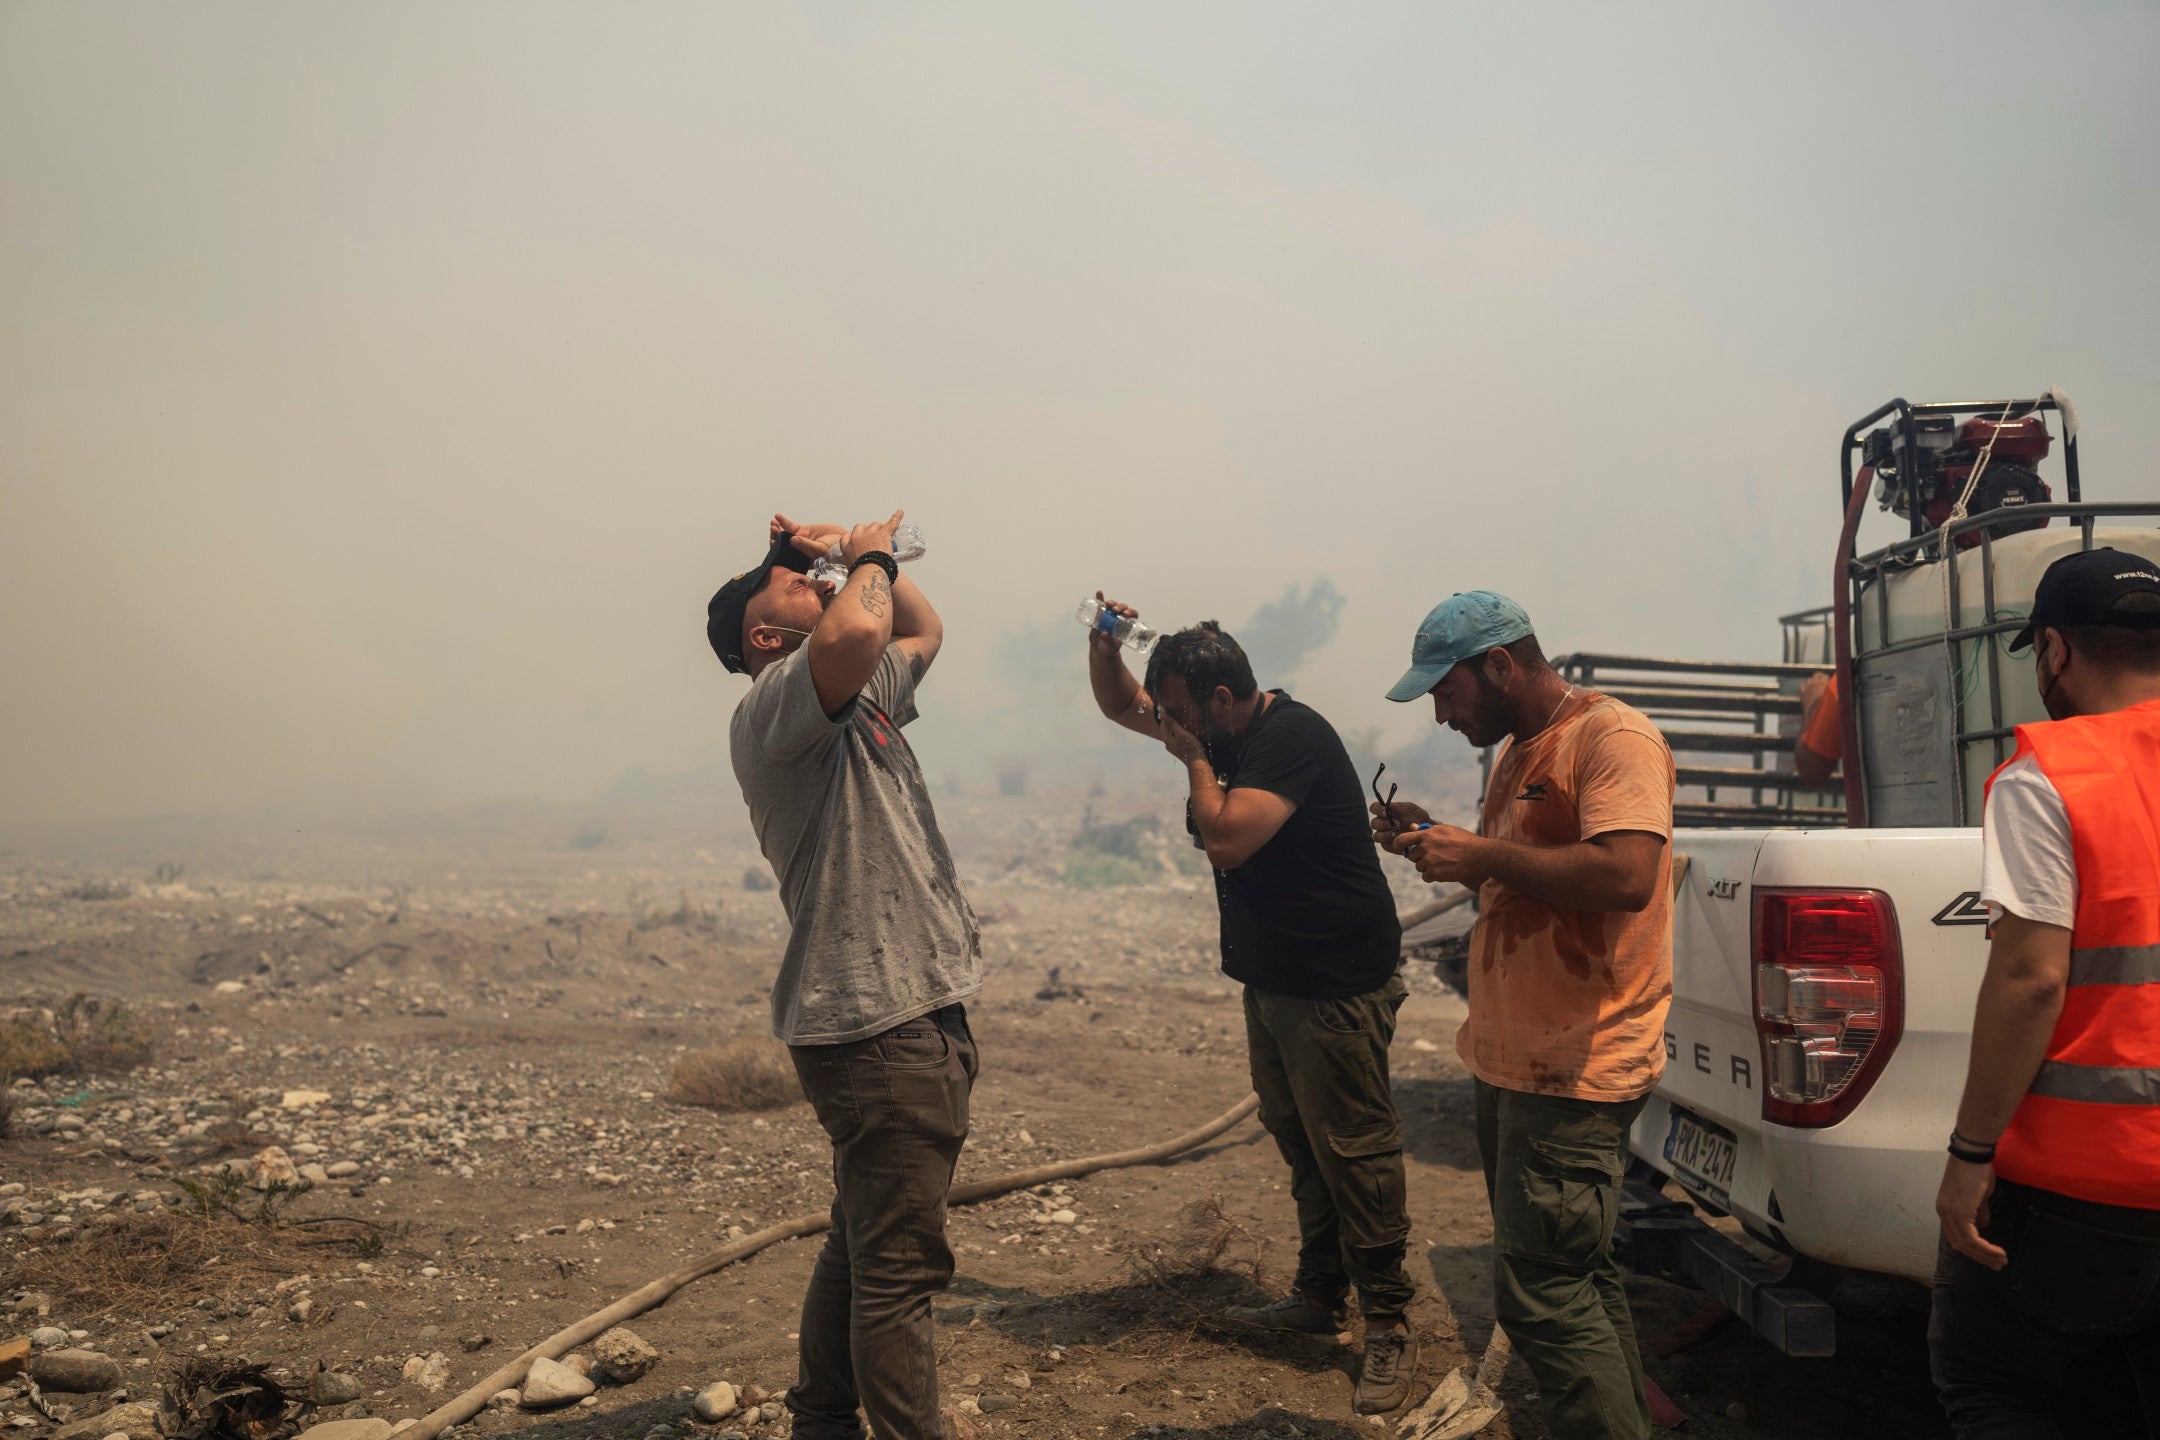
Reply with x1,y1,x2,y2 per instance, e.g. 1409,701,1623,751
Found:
1664,1108,1738,1198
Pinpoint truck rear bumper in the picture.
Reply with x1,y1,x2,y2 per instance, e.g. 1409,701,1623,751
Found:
1619,1170,1837,1358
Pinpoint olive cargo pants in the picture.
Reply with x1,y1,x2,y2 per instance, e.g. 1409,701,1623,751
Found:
1243,971,1416,1321
787,1004,978,1440
1475,1078,1651,1440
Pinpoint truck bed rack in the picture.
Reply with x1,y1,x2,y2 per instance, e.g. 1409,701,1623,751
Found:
1539,652,1843,829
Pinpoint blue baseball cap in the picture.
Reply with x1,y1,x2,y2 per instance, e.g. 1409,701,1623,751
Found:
1385,591,1536,702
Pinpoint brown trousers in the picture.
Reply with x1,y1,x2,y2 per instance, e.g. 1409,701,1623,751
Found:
787,1003,978,1440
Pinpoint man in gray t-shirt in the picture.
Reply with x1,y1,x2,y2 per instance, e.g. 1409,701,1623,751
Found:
733,640,981,1044
708,509,981,1440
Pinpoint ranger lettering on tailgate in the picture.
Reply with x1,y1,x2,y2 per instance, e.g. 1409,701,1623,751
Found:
1666,1031,1753,1090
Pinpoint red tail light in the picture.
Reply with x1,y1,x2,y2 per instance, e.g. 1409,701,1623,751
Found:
1753,889,1904,1128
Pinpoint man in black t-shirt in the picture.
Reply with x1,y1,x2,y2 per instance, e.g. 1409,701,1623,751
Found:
1085,600,1416,1417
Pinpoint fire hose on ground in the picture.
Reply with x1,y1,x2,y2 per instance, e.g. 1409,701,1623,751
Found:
403,1093,1263,1440
408,889,1478,1440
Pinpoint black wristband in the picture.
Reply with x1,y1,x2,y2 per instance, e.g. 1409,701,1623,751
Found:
1947,1131,1997,1164
849,551,898,584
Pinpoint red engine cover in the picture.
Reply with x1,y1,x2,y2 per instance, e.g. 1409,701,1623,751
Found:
1954,415,2052,462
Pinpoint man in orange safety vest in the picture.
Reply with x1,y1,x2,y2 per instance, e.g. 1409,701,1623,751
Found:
1932,546,2160,1437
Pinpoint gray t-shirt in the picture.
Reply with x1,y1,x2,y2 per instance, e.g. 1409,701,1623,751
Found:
729,642,982,1045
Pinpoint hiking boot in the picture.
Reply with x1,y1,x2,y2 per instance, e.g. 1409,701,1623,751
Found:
1220,1291,1346,1334
1353,1322,1416,1414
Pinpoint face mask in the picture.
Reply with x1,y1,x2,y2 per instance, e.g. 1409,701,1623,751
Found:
2037,638,2071,719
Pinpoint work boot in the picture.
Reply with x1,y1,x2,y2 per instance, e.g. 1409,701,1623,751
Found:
1353,1321,1415,1414
1220,1290,1346,1334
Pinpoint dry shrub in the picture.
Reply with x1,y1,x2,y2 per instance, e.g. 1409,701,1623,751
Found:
632,890,720,933
669,1038,800,1113
1121,1195,1269,1290
0,1087,14,1144
0,994,155,1081
15,1211,311,1321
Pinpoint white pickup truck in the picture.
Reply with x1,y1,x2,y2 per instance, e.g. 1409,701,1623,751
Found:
1553,395,2160,1355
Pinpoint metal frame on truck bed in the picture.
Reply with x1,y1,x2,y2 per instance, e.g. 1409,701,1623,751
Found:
1551,653,1840,828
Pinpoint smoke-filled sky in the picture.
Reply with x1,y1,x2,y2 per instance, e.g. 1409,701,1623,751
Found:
4,2,2156,826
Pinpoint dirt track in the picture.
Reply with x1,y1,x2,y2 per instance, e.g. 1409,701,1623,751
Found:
0,791,1950,1439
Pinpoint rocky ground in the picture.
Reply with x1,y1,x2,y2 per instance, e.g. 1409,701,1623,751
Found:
0,787,1951,1440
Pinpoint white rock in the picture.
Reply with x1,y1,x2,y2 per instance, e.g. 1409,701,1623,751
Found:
30,1328,68,1350
325,1162,362,1179
1049,1210,1078,1226
592,1327,658,1384
691,1381,737,1422
213,981,246,996
299,1165,331,1186
282,1091,333,1110
519,1357,595,1409
401,1353,449,1393
246,1147,300,1191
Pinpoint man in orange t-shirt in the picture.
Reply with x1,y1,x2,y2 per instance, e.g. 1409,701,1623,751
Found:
1373,591,1674,1440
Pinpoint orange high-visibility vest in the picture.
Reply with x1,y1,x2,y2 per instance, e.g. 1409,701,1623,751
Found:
1987,697,2160,1211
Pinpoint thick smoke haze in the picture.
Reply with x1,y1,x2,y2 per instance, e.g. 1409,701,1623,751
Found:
2,2,2155,829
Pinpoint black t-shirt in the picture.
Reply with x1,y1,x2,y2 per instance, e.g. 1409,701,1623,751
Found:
1195,691,1402,999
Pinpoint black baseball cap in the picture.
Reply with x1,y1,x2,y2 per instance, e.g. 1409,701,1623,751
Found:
707,531,814,674
2008,546,2160,653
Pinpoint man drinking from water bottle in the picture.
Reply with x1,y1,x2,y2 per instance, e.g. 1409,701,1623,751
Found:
710,510,982,1440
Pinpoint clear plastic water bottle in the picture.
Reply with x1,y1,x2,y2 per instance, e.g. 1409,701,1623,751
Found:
808,523,926,588
1076,597,1159,654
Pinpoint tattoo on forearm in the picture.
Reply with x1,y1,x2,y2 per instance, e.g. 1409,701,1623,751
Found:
858,571,891,617
904,643,928,683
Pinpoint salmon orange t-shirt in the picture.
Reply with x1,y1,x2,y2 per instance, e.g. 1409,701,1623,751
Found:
1459,691,1676,1101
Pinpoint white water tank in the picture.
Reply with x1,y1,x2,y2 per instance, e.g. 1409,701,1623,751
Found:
1851,525,2160,825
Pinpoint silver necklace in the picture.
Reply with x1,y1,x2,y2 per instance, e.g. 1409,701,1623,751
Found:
1536,685,1576,736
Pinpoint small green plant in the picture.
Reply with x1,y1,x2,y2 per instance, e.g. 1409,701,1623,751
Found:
1059,808,1166,889
151,861,187,885
172,1169,248,1220
171,1170,316,1226
568,820,610,851
65,878,132,901
1059,850,1154,890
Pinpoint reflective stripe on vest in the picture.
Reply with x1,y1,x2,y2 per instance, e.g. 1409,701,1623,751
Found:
2069,943,2160,988
2031,1061,2160,1106
1989,698,2160,1212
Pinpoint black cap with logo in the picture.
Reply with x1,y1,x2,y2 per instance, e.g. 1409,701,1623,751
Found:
2008,546,2160,653
707,532,815,674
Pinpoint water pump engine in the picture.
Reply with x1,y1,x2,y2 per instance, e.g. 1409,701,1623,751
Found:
1863,413,2053,548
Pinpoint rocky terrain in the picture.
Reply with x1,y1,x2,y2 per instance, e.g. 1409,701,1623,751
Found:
0,787,1951,1440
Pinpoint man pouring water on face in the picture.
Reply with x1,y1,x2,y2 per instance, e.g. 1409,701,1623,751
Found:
1083,593,1419,1417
